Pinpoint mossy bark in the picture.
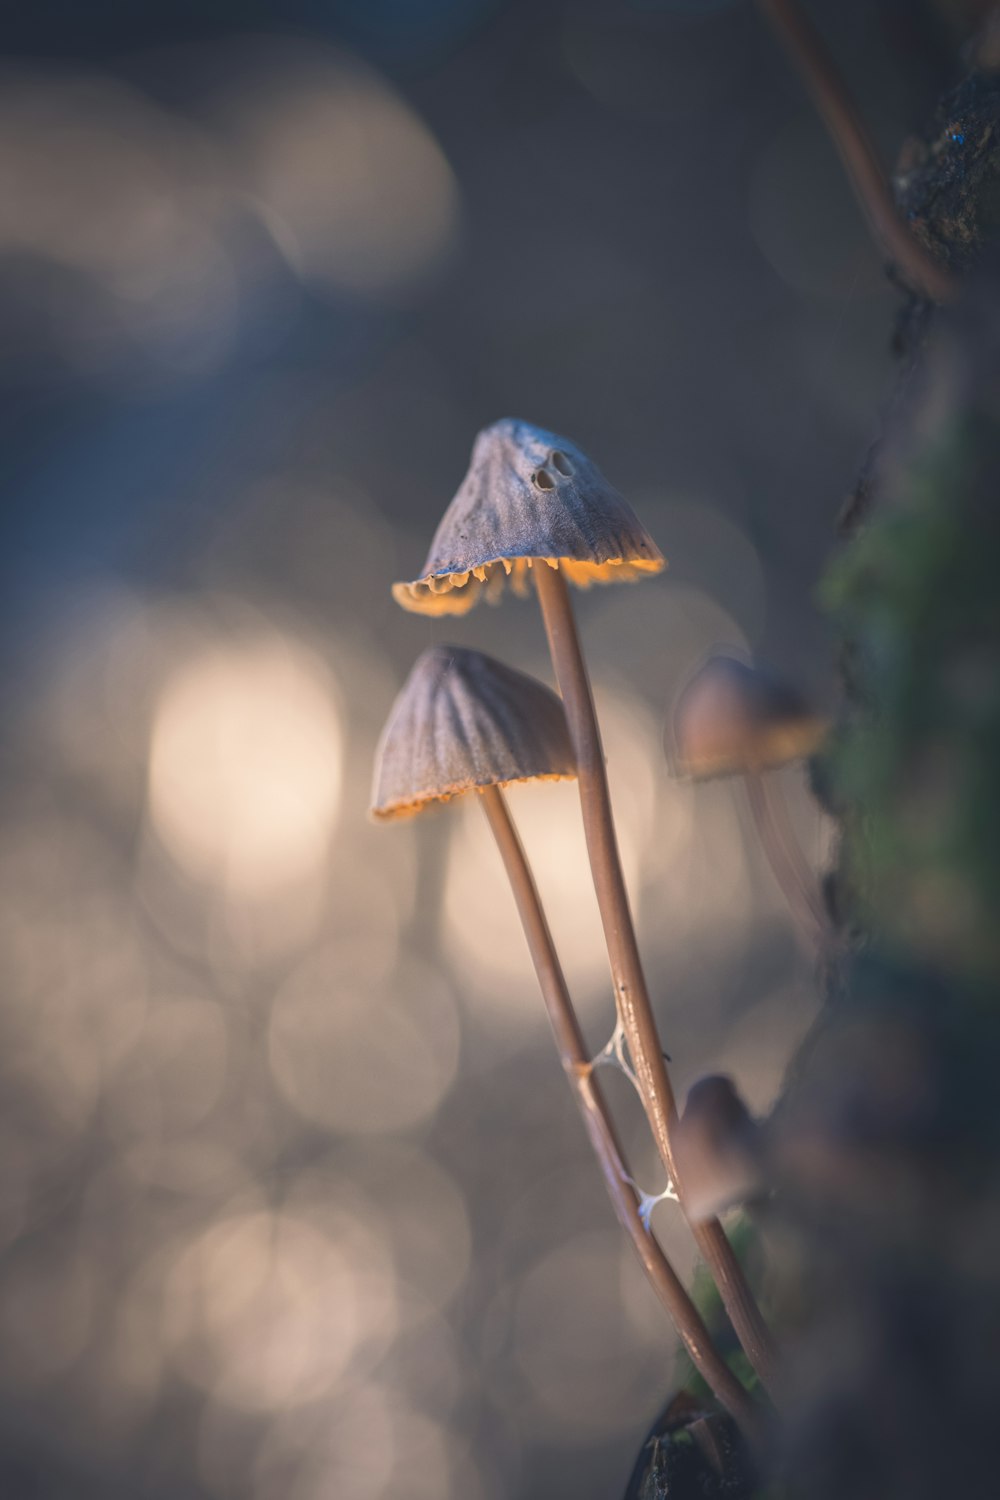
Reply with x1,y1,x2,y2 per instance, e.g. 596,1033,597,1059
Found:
771,47,1000,1500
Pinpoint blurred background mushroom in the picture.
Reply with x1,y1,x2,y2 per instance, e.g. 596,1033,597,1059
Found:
672,1075,765,1226
0,1,977,1496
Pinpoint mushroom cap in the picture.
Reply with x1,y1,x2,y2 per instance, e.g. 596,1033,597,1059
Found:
371,644,576,820
670,654,827,780
392,418,664,616
673,1075,763,1224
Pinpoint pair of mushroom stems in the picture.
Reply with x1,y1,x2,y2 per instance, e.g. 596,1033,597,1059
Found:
479,784,764,1440
757,0,956,305
533,564,781,1402
744,769,829,947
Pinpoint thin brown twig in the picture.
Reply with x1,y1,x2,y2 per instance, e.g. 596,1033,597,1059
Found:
744,771,828,944
478,783,765,1440
532,562,780,1399
757,0,957,304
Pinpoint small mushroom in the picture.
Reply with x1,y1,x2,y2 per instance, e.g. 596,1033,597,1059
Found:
371,644,761,1436
371,644,575,820
673,1076,764,1225
670,654,829,943
391,418,663,618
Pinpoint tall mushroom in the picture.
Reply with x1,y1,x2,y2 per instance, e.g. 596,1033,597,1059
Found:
670,653,829,945
372,644,763,1437
392,421,778,1395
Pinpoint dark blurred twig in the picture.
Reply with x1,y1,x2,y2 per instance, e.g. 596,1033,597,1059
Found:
757,0,958,303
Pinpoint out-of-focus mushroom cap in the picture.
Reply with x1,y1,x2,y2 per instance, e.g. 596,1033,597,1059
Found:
671,655,827,779
371,644,576,820
673,1075,763,1224
392,418,664,616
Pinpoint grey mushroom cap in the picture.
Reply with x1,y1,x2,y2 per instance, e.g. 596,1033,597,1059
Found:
392,418,664,616
670,654,827,780
371,644,577,820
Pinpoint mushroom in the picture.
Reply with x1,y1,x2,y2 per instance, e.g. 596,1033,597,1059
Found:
372,644,762,1436
670,653,829,944
391,418,663,617
673,1076,764,1225
389,417,665,615
392,421,778,1396
371,642,576,820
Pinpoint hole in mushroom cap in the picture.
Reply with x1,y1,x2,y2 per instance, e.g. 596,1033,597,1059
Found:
532,468,555,491
549,450,573,476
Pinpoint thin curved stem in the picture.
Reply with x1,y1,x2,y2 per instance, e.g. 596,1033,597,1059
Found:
533,563,780,1399
757,0,956,304
744,771,828,946
478,784,764,1439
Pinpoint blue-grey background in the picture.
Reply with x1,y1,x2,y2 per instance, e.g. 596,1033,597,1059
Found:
0,2,963,1495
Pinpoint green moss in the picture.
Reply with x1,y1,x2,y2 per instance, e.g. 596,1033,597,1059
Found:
672,1214,766,1402
821,408,1000,986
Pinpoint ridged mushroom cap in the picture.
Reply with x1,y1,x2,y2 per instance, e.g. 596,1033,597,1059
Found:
371,645,576,820
670,655,827,780
392,418,664,616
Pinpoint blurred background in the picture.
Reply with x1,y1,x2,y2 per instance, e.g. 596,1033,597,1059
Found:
0,1,972,1495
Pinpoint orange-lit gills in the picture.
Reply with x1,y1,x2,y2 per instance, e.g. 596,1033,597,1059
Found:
392,419,663,616
370,645,576,820
671,654,827,781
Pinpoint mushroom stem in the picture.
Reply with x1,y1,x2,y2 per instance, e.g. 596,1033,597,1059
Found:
533,562,780,1399
744,771,828,945
756,0,956,305
478,783,764,1440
